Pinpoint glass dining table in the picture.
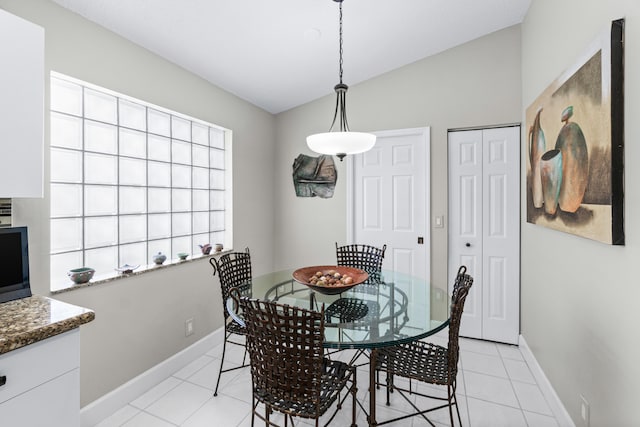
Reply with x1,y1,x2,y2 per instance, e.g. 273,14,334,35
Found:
226,268,451,426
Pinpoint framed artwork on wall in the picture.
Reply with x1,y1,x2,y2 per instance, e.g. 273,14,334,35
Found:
525,19,624,245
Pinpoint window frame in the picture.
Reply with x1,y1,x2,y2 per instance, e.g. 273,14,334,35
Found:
49,72,231,290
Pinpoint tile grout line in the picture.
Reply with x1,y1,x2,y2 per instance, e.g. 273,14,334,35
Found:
500,342,563,425
510,344,559,422
175,393,214,427
106,339,565,427
130,377,183,412
109,404,140,427
138,407,180,426
498,345,531,427
458,351,472,427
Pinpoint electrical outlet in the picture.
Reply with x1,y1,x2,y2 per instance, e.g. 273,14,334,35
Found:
185,318,194,337
580,395,590,426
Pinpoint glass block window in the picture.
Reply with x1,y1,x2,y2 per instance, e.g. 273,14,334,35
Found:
50,73,227,285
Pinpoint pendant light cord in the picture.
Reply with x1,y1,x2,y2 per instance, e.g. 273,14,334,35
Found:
329,0,349,133
338,0,343,85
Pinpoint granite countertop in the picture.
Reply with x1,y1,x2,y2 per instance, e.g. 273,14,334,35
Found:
0,295,95,355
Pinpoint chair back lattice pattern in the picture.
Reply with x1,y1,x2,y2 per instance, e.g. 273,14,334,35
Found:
336,243,387,277
446,265,474,379
239,298,328,417
209,248,252,321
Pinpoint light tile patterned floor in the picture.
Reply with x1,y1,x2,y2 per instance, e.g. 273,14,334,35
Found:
95,332,562,427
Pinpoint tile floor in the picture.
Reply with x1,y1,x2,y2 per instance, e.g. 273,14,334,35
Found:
95,331,562,427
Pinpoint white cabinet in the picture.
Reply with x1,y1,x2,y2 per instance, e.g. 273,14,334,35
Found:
448,126,521,344
0,9,44,198
0,330,80,426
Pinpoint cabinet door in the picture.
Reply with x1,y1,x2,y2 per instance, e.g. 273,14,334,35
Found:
0,9,44,197
1,369,80,427
0,330,79,405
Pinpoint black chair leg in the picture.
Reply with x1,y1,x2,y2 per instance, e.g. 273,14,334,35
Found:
454,391,463,426
386,371,392,405
447,384,463,427
214,329,229,396
251,397,257,427
351,368,357,427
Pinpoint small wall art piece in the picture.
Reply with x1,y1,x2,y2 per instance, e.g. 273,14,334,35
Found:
526,19,624,245
292,154,337,198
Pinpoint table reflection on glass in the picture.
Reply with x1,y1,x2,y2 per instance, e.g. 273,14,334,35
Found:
226,268,450,426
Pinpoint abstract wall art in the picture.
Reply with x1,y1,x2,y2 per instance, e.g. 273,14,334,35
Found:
292,154,337,198
526,19,624,245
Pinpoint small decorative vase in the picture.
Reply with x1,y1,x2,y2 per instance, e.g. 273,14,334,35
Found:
68,267,95,284
153,252,166,265
540,149,563,215
214,243,223,252
555,106,588,213
529,108,546,209
199,244,212,255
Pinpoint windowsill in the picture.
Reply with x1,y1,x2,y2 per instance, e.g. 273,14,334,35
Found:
50,250,231,294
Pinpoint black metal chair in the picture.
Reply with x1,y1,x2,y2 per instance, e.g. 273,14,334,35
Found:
335,243,387,278
237,294,358,427
324,243,387,367
209,248,252,396
325,243,387,323
375,266,474,426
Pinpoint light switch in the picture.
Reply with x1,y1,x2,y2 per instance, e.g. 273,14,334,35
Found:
434,216,444,228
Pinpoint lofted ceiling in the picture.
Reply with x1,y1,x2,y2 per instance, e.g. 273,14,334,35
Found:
51,0,531,114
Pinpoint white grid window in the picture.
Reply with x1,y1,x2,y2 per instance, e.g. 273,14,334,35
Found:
50,74,227,285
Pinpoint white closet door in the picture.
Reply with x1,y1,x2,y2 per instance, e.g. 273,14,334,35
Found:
481,127,520,344
448,126,520,344
448,129,483,339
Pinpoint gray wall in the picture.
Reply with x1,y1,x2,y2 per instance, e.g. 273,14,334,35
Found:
522,1,640,425
0,0,277,405
9,2,633,424
274,25,522,293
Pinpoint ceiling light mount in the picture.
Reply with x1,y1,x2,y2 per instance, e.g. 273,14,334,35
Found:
306,0,376,161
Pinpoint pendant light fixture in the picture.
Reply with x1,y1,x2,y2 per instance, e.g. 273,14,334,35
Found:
306,0,376,161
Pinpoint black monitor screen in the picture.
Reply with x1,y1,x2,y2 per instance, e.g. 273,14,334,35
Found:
0,226,32,303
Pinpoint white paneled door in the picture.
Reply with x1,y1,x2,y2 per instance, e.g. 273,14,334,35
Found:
348,127,430,281
448,126,520,344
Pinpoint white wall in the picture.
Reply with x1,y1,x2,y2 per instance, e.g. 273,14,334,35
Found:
0,0,277,405
522,1,640,425
274,25,522,292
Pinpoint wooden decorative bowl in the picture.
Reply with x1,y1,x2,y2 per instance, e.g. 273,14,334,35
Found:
292,265,368,295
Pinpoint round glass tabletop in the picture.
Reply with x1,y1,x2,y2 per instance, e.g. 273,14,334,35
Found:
228,268,450,350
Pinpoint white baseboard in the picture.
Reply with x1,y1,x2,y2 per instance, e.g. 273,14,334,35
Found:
80,328,224,427
519,335,576,427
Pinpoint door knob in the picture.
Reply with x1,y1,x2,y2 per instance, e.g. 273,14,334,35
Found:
465,243,471,247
